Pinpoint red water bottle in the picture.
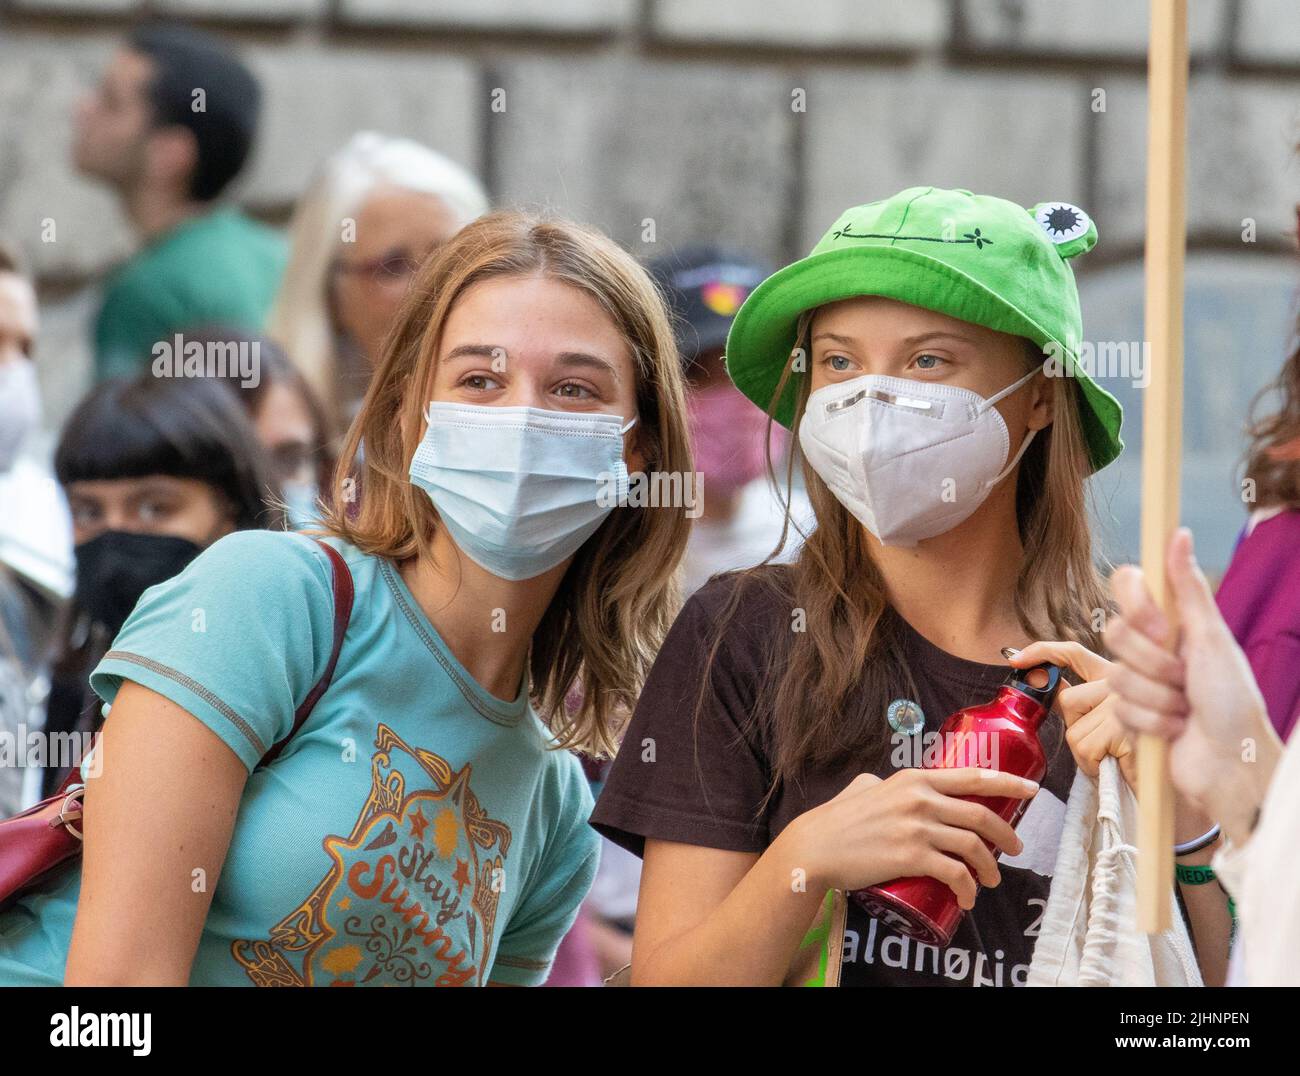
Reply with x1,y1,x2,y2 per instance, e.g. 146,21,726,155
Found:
849,661,1064,946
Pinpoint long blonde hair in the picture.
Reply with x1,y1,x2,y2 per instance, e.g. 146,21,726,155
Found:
267,133,490,421
703,329,1111,796
319,210,693,757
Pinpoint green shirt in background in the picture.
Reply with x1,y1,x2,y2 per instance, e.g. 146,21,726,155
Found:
93,206,287,381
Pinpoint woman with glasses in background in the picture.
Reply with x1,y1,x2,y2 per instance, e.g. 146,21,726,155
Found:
268,132,489,430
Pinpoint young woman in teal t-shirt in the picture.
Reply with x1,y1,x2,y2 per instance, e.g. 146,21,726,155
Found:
0,211,692,986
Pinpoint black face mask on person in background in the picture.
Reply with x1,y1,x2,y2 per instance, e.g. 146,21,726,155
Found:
73,530,204,637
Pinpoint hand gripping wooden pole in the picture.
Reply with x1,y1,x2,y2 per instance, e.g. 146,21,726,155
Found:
1137,0,1189,934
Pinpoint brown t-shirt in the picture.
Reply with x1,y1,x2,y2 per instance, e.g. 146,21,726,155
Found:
591,567,1075,987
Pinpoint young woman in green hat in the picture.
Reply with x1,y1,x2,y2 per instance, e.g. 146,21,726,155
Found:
591,187,1234,986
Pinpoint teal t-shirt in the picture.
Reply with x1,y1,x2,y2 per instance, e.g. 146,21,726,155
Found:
0,532,599,986
94,206,287,381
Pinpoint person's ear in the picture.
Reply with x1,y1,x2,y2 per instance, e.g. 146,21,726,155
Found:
399,368,434,461
1026,370,1056,432
620,404,652,475
625,428,646,476
145,126,199,198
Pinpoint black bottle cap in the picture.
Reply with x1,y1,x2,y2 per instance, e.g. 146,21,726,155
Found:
1007,662,1064,710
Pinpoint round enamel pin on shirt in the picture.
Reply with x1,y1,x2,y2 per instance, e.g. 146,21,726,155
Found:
886,698,926,736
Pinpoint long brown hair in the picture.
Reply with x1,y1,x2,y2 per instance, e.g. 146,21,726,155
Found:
1243,329,1300,511
699,329,1111,799
1241,200,1300,510
319,210,693,757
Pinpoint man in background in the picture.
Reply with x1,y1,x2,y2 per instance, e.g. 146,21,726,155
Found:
74,23,286,379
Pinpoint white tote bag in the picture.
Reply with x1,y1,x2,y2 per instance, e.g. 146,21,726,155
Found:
1027,756,1203,986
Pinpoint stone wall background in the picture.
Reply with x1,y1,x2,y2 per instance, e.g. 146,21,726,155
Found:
1,0,1298,568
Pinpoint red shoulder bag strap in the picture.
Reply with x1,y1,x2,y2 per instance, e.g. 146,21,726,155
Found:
257,539,354,769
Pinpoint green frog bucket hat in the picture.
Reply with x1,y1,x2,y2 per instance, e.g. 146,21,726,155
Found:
725,186,1124,472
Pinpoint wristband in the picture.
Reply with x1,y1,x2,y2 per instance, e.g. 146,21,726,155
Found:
1174,823,1221,856
1175,863,1217,885
1174,863,1238,946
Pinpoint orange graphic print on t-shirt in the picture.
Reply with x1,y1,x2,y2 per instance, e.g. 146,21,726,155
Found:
231,724,512,986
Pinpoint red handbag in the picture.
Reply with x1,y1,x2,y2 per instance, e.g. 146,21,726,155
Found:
0,540,354,911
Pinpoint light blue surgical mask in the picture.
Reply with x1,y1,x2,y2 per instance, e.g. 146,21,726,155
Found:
409,402,637,581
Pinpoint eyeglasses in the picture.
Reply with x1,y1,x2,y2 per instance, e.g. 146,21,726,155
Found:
332,246,424,282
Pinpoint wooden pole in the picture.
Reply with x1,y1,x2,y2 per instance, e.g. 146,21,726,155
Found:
1137,0,1189,934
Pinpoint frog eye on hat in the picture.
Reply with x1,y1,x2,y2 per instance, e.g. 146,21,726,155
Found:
1031,201,1097,260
